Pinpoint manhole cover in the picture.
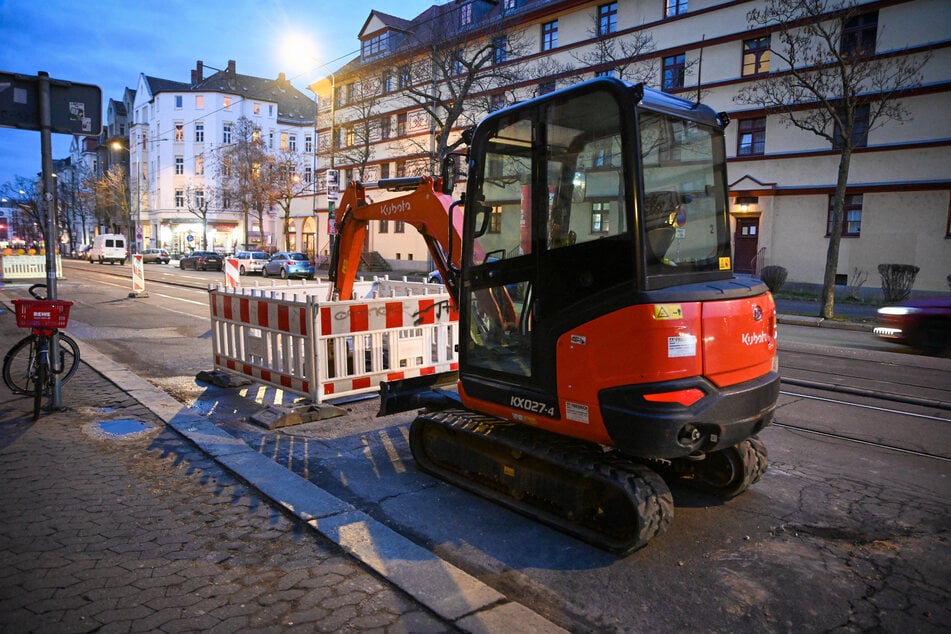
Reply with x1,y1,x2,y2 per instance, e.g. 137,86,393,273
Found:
97,419,150,437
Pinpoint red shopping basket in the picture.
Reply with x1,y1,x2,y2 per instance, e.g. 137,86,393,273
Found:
12,299,73,329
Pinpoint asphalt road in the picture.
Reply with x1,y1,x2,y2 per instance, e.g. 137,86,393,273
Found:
11,259,950,632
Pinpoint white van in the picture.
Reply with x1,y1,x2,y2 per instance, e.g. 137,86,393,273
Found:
89,234,128,265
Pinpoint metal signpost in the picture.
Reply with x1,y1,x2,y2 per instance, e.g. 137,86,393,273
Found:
0,70,102,407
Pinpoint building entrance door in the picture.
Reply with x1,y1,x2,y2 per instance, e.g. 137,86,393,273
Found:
733,216,760,274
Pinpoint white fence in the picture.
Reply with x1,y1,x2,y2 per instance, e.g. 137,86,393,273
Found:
0,255,63,279
208,278,458,403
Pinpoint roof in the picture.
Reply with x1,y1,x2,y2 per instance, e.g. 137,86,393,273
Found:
142,66,314,125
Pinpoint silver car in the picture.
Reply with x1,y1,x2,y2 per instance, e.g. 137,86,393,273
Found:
234,250,269,275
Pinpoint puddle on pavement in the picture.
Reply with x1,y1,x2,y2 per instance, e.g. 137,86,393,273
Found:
97,419,151,437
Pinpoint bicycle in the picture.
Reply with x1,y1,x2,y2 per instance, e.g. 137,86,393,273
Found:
3,284,81,420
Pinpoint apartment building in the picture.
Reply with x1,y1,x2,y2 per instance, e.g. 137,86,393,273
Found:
309,0,950,292
124,60,316,254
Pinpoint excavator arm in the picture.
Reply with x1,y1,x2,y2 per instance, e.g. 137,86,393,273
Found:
328,177,464,304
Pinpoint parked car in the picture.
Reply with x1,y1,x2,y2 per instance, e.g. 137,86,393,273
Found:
262,251,315,280
89,233,128,265
141,248,170,264
179,250,223,271
874,296,951,356
234,250,269,275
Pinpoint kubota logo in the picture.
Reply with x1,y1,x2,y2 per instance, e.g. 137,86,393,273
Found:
381,200,411,216
742,331,771,346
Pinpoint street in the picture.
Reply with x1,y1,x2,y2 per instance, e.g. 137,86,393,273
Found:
4,259,950,632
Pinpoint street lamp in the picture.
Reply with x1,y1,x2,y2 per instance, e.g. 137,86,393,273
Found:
111,141,140,252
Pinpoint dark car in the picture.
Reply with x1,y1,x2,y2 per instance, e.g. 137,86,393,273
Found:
874,296,951,356
261,251,315,280
179,250,223,271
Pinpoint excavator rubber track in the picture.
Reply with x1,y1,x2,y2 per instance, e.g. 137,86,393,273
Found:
409,408,675,554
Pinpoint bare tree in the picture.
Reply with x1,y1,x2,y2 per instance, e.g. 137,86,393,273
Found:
735,0,928,318
335,75,383,182
93,164,132,235
0,177,43,246
267,149,313,251
571,11,658,85
183,182,213,249
216,117,274,250
397,5,529,167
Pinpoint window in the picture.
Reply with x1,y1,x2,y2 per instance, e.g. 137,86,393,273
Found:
503,0,516,12
395,220,405,233
269,104,274,117
493,37,508,65
347,83,356,105
833,103,870,150
195,155,204,175
827,194,863,237
174,123,184,142
490,93,506,112
399,65,411,89
175,156,184,175
382,71,393,93
666,0,687,17
538,80,556,95
280,133,289,151
380,163,390,179
488,206,502,233
362,31,389,59
461,1,473,26
380,115,391,139
195,190,204,208
195,123,204,143
195,95,204,109
737,117,766,156
223,97,232,110
841,11,878,56
591,202,611,233
223,123,232,144
175,190,184,208
663,54,686,90
596,69,617,78
289,135,297,151
305,135,313,153
304,166,312,184
598,3,617,36
396,113,407,137
542,20,558,51
396,160,406,177
742,37,770,77
345,126,355,146
379,220,389,233
253,102,261,116
175,95,183,109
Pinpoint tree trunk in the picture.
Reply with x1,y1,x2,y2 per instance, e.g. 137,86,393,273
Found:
819,147,853,319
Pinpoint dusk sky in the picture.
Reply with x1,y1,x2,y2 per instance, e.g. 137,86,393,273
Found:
0,0,437,188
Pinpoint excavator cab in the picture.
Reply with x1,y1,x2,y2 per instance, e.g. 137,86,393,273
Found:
456,78,772,453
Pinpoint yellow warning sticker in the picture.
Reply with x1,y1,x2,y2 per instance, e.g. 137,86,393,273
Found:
653,304,683,320
719,257,732,270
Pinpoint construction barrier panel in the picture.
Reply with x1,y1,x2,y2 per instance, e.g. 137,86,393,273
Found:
224,257,239,289
208,277,455,403
131,254,146,296
0,255,63,280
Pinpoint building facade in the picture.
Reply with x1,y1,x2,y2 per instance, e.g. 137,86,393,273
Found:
309,0,949,292
126,60,317,255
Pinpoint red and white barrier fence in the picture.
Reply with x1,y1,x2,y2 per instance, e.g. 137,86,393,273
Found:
224,257,239,289
208,278,455,403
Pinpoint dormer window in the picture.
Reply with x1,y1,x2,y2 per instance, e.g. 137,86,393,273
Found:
461,2,473,26
362,31,389,60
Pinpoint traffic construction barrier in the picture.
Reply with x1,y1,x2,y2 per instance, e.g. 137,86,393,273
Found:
208,277,455,403
0,255,63,280
129,254,148,298
224,257,239,288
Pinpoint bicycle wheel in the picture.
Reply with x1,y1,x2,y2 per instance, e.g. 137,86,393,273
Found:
3,333,80,395
3,335,38,395
33,347,47,420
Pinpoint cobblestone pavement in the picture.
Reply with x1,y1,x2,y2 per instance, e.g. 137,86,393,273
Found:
0,318,456,632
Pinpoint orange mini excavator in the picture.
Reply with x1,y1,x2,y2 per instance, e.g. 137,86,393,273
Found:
328,78,779,553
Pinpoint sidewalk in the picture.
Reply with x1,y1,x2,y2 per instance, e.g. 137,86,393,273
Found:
0,303,560,633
